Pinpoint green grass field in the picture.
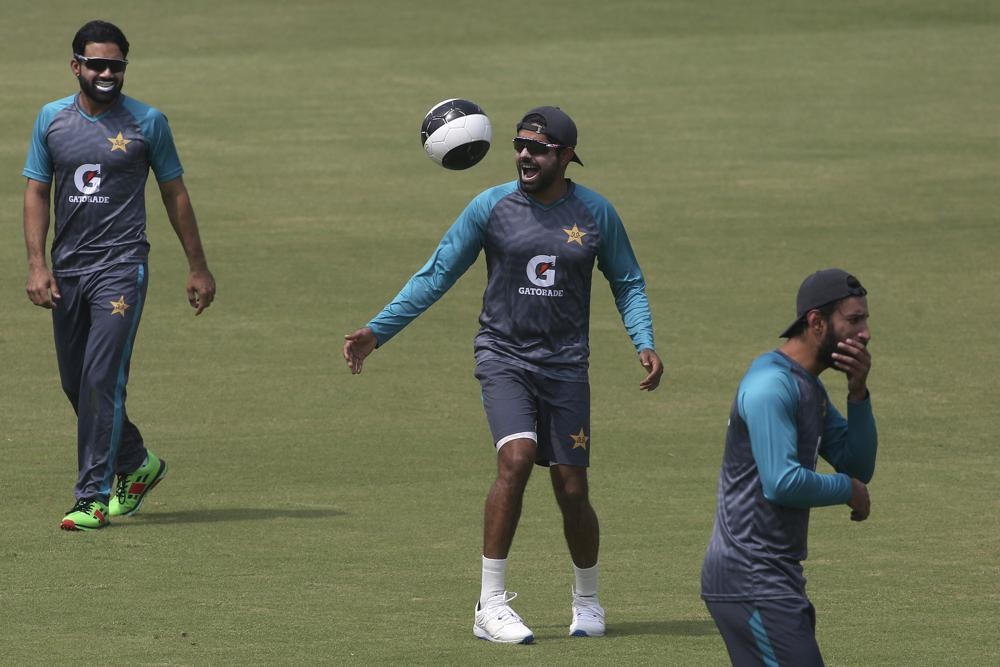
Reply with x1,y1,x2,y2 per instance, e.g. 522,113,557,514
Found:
1,1,998,664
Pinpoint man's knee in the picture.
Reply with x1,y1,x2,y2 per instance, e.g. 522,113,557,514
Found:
496,438,536,483
552,466,591,509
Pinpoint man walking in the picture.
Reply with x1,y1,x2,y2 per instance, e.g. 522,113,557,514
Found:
23,20,216,531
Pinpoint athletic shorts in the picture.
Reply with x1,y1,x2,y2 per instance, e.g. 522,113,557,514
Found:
474,359,590,467
704,598,823,667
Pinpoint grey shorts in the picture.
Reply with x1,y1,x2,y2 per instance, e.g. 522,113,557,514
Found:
705,598,823,667
474,359,591,467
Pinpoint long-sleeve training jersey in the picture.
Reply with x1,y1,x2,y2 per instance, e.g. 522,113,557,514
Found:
701,349,878,600
367,180,655,382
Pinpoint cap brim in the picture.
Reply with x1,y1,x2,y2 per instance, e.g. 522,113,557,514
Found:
779,317,803,338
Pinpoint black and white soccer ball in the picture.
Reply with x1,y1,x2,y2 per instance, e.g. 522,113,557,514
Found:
420,98,492,170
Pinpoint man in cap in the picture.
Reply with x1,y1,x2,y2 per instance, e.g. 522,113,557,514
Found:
701,269,878,665
344,105,663,643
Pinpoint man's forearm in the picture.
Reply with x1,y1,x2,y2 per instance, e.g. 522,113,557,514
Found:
23,181,51,267
161,180,209,271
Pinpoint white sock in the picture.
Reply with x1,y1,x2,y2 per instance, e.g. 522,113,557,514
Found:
480,556,507,606
573,562,599,598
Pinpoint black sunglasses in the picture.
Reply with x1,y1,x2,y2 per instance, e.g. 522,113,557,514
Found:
75,54,128,74
513,137,564,156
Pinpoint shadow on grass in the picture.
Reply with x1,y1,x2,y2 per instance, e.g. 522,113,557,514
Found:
532,619,717,637
130,507,346,524
610,619,718,636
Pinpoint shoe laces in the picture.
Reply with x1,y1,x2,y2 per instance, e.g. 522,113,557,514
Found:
573,594,605,621
69,498,98,514
483,591,525,626
113,475,130,502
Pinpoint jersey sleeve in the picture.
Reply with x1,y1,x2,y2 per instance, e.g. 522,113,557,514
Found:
740,368,853,508
819,395,878,483
587,195,655,352
124,98,184,183
366,192,490,346
22,99,73,182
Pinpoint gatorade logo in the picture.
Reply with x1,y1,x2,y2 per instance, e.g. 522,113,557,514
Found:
519,254,564,297
526,255,557,287
69,164,110,204
74,164,101,194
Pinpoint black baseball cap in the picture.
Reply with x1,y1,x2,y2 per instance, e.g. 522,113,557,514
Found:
779,269,868,338
516,106,583,165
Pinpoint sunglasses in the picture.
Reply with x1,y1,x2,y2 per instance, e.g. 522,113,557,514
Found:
75,54,128,74
513,137,564,156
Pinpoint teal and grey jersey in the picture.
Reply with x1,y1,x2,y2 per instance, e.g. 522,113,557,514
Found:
701,350,878,601
23,94,183,277
367,180,655,382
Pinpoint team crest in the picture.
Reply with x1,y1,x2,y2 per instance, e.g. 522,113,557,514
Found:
108,131,131,152
563,224,587,246
570,428,589,450
110,296,130,317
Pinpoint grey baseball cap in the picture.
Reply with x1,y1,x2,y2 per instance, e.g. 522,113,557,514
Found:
780,269,867,337
516,106,583,165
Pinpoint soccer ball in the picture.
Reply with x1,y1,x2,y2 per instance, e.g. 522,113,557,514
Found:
420,98,492,170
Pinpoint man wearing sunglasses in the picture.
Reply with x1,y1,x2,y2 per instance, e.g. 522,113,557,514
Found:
345,106,663,643
701,269,878,665
22,20,216,531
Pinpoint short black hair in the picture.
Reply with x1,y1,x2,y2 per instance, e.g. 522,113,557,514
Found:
519,113,547,132
72,20,130,58
784,301,838,339
518,113,556,145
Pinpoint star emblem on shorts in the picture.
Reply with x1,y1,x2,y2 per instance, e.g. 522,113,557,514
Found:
563,224,587,246
110,295,130,317
570,428,589,450
108,131,131,152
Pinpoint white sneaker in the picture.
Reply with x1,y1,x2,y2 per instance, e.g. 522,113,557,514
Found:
569,590,605,637
473,591,534,644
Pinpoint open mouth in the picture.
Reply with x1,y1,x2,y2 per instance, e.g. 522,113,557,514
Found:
95,79,118,92
519,162,540,181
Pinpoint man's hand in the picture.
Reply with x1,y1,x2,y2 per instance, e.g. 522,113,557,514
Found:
26,264,60,309
848,478,870,522
832,337,871,402
638,348,663,391
344,327,378,375
187,268,216,315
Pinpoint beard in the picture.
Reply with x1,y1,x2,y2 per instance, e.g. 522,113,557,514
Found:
518,159,559,193
77,74,122,106
818,324,841,371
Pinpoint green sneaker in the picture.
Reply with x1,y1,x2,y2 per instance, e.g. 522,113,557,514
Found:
60,498,110,531
109,451,168,517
